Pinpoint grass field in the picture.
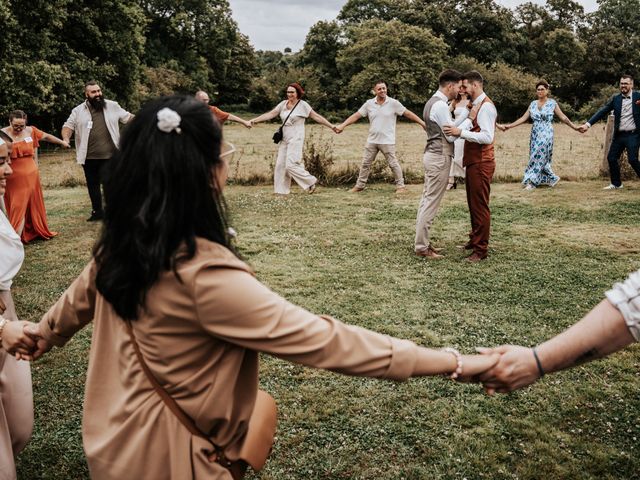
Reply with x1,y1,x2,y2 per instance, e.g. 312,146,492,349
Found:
13,128,640,479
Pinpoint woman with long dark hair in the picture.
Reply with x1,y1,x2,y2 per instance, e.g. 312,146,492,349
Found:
9,96,497,479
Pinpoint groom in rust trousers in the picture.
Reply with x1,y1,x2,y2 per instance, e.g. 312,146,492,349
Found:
444,71,497,262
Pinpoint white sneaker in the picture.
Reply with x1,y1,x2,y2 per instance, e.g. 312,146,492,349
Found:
550,177,560,187
524,184,536,191
603,184,623,190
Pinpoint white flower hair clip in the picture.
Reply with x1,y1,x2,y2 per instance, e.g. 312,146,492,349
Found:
157,107,182,134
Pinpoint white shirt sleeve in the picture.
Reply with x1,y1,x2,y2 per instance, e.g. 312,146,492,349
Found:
115,103,132,123
357,102,369,118
460,103,497,144
429,101,458,143
393,99,406,116
453,108,469,126
63,107,78,131
605,270,640,342
297,100,312,118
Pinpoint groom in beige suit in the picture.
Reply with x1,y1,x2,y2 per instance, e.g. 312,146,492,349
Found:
415,69,466,258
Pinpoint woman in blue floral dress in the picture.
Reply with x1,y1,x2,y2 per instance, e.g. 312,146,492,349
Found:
498,80,579,190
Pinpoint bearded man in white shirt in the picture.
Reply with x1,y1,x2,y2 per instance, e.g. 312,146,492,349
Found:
336,80,426,193
444,71,497,263
415,69,467,259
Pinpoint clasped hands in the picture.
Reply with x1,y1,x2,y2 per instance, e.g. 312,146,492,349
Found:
1,321,51,362
463,345,543,395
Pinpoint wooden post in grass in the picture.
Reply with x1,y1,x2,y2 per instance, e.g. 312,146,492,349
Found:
600,113,633,179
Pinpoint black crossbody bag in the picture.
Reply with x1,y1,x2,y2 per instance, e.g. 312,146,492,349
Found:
272,100,300,144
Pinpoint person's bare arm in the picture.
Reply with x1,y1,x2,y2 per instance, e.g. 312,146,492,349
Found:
335,112,363,132
309,110,335,130
250,107,280,125
402,109,426,130
554,104,579,130
227,113,252,128
501,109,530,131
479,300,635,394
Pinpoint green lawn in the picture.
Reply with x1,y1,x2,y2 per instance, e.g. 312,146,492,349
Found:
15,179,640,479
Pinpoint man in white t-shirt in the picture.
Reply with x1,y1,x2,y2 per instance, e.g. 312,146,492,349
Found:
336,81,426,193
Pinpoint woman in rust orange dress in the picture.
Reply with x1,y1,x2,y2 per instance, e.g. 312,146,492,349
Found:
1,110,69,243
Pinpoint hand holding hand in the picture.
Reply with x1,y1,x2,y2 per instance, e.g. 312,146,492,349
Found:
243,120,252,129
61,140,71,149
21,323,52,361
496,124,507,132
456,353,501,382
1,320,37,359
477,345,542,395
577,123,589,133
332,125,342,134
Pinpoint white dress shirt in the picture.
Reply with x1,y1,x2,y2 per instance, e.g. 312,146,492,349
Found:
619,95,636,132
458,93,497,144
63,100,133,165
428,91,469,143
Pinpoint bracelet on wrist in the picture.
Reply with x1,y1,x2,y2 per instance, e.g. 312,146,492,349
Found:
0,316,7,346
442,347,463,380
532,348,545,378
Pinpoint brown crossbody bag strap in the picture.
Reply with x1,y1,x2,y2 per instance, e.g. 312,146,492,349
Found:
125,321,248,479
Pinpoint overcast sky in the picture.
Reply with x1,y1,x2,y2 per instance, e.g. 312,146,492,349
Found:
228,0,598,52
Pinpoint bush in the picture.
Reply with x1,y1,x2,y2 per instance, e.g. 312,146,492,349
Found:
303,131,335,185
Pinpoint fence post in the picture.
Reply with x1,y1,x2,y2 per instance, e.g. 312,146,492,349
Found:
600,114,614,176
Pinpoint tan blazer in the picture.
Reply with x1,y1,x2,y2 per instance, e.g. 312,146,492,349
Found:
39,238,419,479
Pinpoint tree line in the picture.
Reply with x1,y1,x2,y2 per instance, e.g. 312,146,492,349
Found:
1,0,639,130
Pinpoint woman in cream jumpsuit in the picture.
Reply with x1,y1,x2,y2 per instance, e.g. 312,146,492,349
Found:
251,83,337,194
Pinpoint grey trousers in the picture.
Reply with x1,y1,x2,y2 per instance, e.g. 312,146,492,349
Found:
355,143,405,188
414,150,452,253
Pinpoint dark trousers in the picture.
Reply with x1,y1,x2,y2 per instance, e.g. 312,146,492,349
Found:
82,158,108,213
607,132,640,187
465,161,495,257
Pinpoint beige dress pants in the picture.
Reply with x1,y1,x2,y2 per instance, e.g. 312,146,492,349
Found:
0,291,33,480
414,151,452,253
355,143,405,188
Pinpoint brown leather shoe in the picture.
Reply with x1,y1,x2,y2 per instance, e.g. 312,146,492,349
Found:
416,247,444,259
457,242,473,250
465,252,487,263
350,186,365,193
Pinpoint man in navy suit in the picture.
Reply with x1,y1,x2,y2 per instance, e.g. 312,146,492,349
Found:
579,75,640,189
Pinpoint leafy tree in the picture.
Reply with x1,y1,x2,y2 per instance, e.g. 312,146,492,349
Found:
298,21,345,110
0,0,146,129
337,0,399,24
139,0,257,104
337,19,448,110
